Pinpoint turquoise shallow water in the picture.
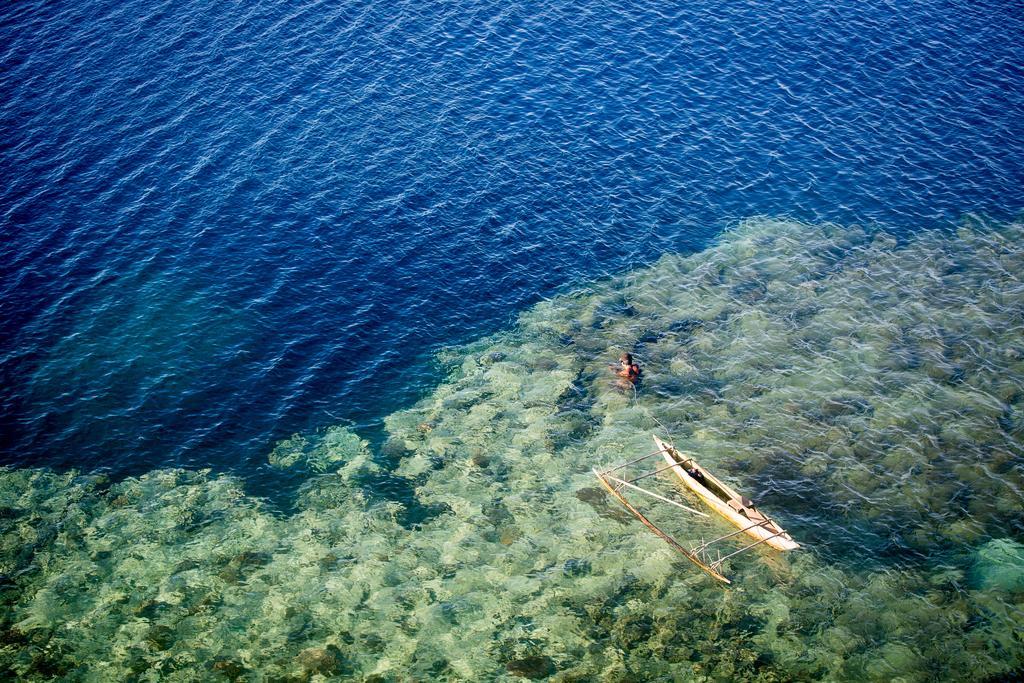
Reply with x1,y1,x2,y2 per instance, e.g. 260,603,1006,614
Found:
2,219,1022,680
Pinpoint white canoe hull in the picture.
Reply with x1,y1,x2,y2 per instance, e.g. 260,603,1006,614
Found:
653,435,799,552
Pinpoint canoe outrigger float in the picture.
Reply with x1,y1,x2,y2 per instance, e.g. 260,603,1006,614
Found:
593,435,798,584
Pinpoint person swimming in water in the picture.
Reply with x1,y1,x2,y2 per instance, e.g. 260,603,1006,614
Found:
615,353,641,382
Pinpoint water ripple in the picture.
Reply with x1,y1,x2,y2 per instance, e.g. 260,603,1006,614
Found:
0,0,1022,491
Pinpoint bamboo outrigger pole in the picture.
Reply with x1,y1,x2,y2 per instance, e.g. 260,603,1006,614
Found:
593,468,731,584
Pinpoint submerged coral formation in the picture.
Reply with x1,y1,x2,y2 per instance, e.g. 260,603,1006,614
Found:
2,218,1022,681
269,426,377,477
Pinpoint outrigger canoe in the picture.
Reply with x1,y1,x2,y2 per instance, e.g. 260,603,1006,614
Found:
653,435,799,551
593,434,798,584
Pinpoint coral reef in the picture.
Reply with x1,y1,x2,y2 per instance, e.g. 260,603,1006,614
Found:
1,218,1022,681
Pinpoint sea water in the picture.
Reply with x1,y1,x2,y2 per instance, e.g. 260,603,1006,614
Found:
2,219,1023,680
1,0,1023,680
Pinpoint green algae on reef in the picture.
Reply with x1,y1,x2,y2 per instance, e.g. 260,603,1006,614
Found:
2,218,1024,681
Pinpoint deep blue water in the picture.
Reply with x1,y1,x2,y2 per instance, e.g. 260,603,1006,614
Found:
1,0,1022,492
